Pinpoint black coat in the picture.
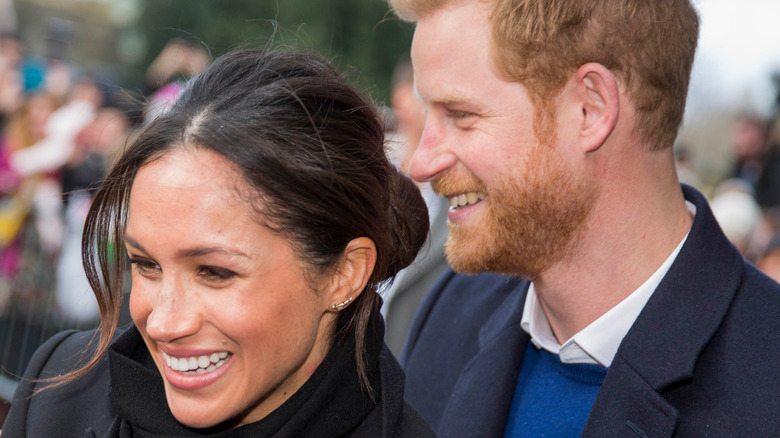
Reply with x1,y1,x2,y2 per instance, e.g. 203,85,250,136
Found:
4,323,434,437
401,184,780,437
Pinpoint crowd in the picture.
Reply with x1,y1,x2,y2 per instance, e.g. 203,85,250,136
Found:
0,33,209,382
706,113,780,280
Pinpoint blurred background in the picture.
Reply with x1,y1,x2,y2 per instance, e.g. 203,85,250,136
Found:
3,0,780,422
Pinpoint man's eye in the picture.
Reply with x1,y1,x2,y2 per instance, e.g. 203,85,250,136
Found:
198,266,237,282
449,110,473,119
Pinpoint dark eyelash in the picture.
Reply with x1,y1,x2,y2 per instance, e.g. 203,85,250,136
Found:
128,257,160,273
198,266,237,281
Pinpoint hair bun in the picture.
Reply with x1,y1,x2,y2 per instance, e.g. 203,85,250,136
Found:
386,170,429,278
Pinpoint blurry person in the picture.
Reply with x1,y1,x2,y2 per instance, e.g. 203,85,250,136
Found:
10,78,102,177
0,93,59,189
3,49,434,437
710,178,761,256
0,93,59,309
143,38,210,124
0,66,22,127
389,0,780,436
8,78,102,253
55,107,130,327
755,117,780,213
388,55,426,174
730,114,768,191
382,55,450,355
145,38,210,91
0,33,23,127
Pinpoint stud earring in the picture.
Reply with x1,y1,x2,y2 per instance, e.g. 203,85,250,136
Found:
328,296,354,311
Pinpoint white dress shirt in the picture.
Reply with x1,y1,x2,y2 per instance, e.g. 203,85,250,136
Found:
520,202,696,367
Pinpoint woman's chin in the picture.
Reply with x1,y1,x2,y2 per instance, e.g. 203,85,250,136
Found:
166,396,231,430
172,410,225,430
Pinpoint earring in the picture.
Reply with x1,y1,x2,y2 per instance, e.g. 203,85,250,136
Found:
328,296,354,311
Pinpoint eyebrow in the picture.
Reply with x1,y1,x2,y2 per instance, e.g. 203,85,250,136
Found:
431,93,480,110
432,94,469,105
124,235,250,259
413,82,471,106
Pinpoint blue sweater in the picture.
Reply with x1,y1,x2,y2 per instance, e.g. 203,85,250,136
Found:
504,343,608,437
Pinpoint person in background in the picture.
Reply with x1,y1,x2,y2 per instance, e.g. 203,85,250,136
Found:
730,114,768,192
389,0,780,436
0,92,59,312
709,178,763,258
54,107,130,327
3,48,434,437
381,54,450,355
143,38,210,124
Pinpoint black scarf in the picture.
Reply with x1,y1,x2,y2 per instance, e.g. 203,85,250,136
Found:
102,319,382,437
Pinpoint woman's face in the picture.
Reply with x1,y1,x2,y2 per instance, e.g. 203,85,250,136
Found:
126,147,338,428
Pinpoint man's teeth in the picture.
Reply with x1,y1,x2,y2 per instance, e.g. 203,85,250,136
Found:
449,192,486,209
164,351,230,374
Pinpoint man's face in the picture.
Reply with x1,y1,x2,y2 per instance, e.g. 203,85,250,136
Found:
410,1,596,278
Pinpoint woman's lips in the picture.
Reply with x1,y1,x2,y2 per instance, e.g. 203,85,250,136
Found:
161,350,235,391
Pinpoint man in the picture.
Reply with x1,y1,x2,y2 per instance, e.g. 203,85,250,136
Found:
389,0,780,436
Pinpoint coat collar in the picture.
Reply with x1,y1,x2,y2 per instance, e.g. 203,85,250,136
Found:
583,184,745,437
437,279,531,437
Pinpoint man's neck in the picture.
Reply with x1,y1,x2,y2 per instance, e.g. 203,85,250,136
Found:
533,155,693,343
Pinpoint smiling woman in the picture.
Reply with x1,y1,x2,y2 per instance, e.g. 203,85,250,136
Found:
2,49,434,437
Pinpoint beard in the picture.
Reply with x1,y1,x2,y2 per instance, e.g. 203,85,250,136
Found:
433,138,596,280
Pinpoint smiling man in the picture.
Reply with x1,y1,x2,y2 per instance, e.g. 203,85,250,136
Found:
390,0,780,436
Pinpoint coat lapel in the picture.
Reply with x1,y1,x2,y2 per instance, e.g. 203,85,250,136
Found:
583,185,745,437
437,281,530,438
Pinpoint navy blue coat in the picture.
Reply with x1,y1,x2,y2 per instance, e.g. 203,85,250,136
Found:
401,185,780,437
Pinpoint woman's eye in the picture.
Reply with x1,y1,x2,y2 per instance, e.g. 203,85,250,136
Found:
129,257,161,276
198,266,237,282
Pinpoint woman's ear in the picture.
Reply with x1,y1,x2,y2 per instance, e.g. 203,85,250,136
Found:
325,237,377,312
572,62,619,153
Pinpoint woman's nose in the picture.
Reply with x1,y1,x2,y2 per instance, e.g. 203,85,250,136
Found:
143,277,201,343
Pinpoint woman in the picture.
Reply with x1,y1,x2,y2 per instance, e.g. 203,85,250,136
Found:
3,49,434,437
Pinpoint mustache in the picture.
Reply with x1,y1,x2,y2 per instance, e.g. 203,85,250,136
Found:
431,171,487,196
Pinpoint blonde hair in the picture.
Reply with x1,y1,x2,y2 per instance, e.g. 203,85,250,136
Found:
390,0,700,150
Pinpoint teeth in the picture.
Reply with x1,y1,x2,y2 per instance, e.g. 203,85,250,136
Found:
449,191,486,210
163,351,231,374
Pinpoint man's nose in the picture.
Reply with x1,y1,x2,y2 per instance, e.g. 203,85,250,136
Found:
410,116,457,183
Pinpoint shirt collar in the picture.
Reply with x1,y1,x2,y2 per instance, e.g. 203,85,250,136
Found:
521,201,696,367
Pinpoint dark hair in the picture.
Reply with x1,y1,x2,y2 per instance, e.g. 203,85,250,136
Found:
53,49,428,393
